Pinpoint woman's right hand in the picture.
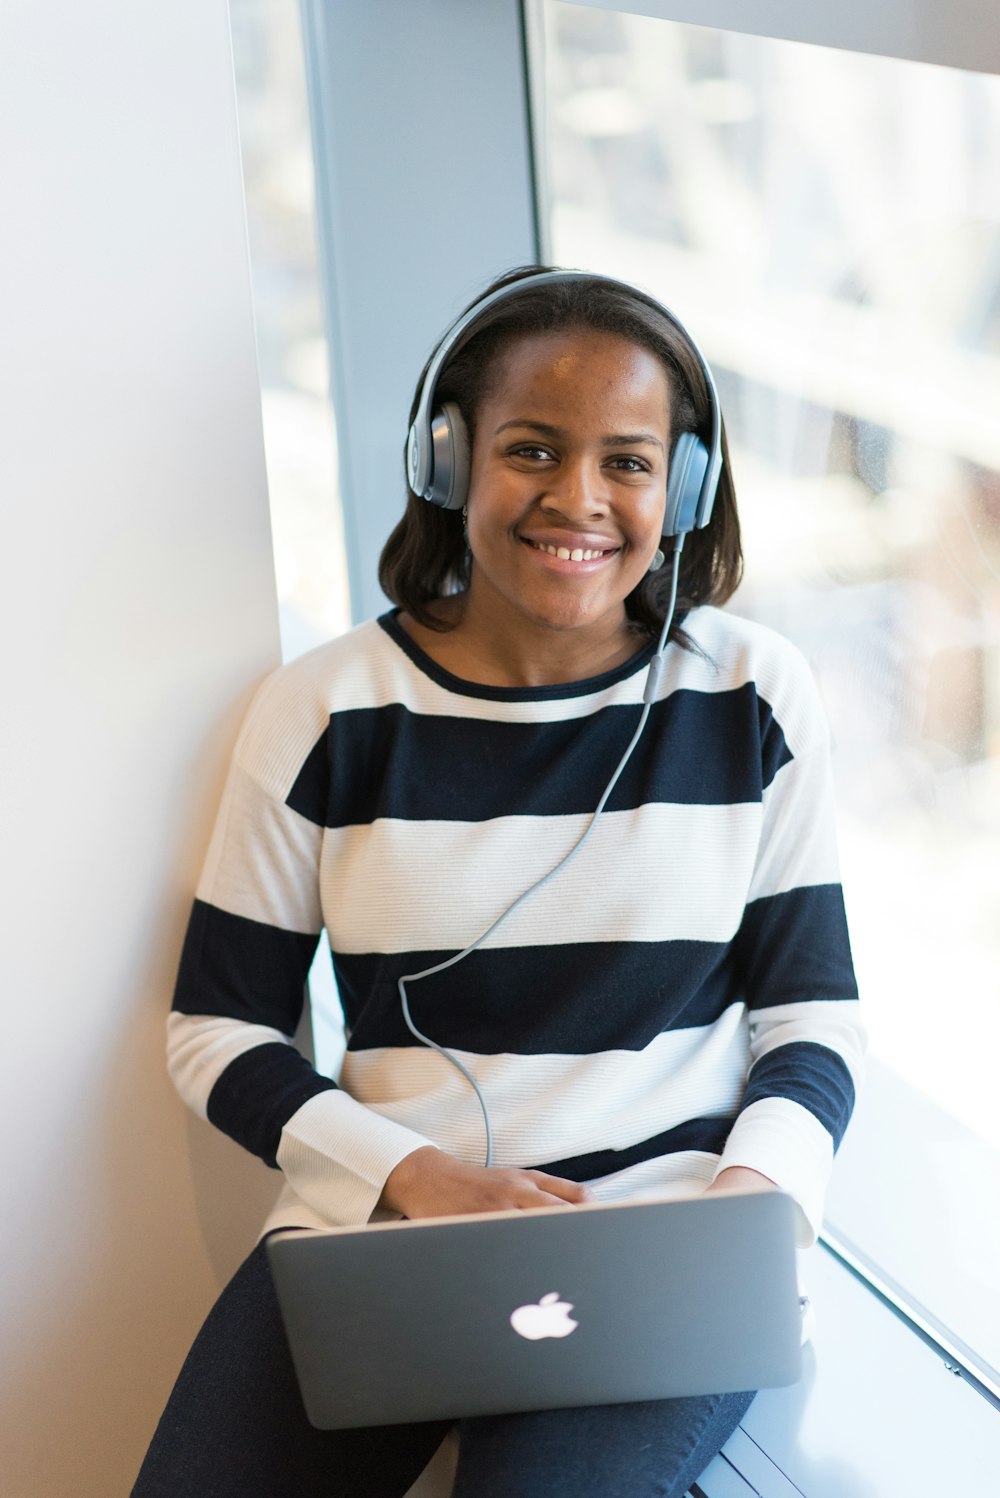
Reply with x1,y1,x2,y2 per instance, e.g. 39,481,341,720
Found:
379,1146,593,1220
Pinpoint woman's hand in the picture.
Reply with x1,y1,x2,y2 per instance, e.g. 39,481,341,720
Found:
379,1146,593,1220
701,1165,778,1198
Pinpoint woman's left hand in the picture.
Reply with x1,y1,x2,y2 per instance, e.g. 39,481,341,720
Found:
702,1166,778,1197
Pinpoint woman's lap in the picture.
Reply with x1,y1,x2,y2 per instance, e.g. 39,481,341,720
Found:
453,1391,753,1498
131,1239,753,1498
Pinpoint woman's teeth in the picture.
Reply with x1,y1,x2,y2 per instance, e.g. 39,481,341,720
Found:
531,541,608,561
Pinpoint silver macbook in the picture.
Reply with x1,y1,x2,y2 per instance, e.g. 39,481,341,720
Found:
266,1191,801,1429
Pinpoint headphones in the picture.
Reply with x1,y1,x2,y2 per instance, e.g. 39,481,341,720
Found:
406,268,723,540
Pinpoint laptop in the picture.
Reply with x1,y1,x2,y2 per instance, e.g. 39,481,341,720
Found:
266,1191,801,1429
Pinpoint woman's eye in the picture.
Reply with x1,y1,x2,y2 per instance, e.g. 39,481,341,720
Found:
511,445,555,462
608,455,650,474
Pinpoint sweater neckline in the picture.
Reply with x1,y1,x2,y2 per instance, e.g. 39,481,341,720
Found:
377,610,659,703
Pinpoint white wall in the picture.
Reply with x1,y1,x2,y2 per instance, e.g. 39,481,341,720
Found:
0,4,285,1493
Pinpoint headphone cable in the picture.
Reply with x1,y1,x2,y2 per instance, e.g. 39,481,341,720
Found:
397,537,685,1168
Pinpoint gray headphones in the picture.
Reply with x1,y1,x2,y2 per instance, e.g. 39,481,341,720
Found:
406,269,723,539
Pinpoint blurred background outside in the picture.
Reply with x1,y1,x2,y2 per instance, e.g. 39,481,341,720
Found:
539,5,1000,1151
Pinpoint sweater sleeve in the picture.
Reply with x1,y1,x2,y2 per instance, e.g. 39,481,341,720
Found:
711,653,866,1247
167,663,435,1227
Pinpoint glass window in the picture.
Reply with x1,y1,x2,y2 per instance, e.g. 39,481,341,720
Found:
230,0,348,1071
230,0,351,661
540,1,1000,1381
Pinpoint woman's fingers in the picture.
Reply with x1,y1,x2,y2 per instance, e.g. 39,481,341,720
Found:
523,1171,593,1205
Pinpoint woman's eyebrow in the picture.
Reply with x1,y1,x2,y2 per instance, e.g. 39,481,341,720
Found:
602,432,664,451
494,418,664,451
494,419,562,437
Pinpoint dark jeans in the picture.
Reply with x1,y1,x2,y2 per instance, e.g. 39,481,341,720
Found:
132,1238,753,1498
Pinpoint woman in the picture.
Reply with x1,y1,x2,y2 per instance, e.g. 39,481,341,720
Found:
134,268,864,1497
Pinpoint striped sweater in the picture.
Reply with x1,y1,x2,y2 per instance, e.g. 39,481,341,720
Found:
168,606,864,1246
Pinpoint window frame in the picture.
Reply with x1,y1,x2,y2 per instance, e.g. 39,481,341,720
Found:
555,0,1000,77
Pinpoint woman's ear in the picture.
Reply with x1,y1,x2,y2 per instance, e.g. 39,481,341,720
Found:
423,401,471,512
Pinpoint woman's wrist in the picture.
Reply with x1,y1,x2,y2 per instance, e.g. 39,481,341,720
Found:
705,1165,778,1195
378,1145,443,1215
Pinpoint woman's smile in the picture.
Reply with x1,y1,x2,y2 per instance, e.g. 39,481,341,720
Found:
519,532,621,567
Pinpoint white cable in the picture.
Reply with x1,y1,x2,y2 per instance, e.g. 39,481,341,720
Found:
398,539,685,1166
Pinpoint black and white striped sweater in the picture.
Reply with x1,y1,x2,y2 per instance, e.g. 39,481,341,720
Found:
168,605,864,1245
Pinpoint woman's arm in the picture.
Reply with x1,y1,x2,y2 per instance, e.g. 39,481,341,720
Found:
710,652,866,1245
167,661,444,1227
168,661,589,1227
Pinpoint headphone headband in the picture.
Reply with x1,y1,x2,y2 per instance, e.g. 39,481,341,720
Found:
407,269,723,535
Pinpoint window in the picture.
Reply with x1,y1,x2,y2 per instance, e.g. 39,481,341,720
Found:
230,0,348,1068
539,1,1000,1384
230,0,350,661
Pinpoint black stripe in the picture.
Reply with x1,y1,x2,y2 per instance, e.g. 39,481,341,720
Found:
285,729,328,828
743,1041,856,1148
206,1042,337,1168
530,1115,735,1182
284,686,793,829
172,899,320,1033
336,940,743,1055
738,885,859,1011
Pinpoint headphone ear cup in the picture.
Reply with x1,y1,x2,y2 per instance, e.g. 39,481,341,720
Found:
664,431,710,537
425,401,471,511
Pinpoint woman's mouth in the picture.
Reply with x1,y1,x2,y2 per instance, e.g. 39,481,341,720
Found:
522,537,618,563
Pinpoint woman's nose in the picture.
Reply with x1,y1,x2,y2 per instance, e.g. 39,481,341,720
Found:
540,458,609,516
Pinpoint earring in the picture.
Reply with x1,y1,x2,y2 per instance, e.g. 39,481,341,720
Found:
647,548,665,573
461,504,469,546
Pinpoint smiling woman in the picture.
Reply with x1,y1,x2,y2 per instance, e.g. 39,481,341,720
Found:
380,267,744,658
134,268,864,1498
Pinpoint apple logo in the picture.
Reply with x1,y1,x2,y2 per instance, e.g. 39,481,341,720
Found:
509,1292,578,1340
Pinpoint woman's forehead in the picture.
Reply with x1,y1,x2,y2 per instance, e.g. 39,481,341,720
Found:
484,326,671,421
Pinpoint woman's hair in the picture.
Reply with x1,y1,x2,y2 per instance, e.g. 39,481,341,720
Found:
378,266,743,643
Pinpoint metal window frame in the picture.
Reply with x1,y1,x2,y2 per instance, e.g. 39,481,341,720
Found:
556,0,1000,76
298,0,541,623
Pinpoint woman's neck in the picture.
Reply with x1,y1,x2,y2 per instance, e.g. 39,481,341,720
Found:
398,593,643,689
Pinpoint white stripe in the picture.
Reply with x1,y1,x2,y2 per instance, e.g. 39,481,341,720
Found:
748,746,842,902
197,761,323,933
586,1150,719,1202
166,1012,293,1118
234,620,657,768
715,1095,834,1247
337,1003,750,1167
321,804,769,953
750,999,867,1092
276,1089,436,1229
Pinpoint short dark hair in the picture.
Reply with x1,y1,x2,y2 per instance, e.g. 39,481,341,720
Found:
378,266,743,643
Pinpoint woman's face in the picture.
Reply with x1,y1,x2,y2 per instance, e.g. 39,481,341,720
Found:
464,327,671,642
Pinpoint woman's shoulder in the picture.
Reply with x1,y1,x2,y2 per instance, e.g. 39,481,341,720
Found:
229,615,400,794
681,606,827,753
683,604,809,672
